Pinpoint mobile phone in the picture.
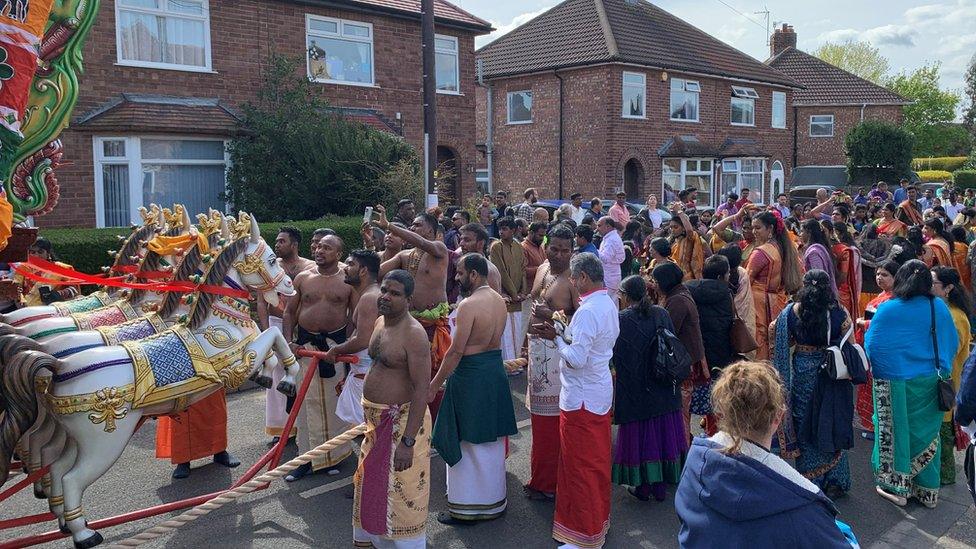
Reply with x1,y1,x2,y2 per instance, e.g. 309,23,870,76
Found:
363,206,373,223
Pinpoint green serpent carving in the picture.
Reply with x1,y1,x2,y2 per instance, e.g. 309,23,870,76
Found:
4,0,100,221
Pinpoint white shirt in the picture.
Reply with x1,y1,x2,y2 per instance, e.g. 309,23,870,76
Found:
945,202,965,222
774,204,791,219
554,289,619,415
570,205,586,224
645,208,663,229
598,229,625,291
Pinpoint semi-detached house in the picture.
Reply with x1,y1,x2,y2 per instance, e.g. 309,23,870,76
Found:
47,0,492,228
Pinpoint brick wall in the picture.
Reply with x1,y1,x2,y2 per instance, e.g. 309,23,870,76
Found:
794,104,904,167
479,64,794,206
45,0,484,227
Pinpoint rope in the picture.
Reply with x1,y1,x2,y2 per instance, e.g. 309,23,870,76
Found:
107,423,367,547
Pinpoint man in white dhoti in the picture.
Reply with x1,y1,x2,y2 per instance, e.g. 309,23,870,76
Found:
258,226,314,444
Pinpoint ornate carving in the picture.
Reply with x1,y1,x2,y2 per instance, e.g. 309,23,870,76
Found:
230,212,252,240
47,385,135,432
196,211,223,238
203,325,238,348
219,349,258,390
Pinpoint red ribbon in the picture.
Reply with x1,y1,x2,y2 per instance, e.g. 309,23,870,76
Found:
15,256,249,299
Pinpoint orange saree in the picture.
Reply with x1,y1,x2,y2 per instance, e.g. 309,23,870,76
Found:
747,243,787,360
876,218,907,239
952,241,972,290
671,234,704,281
924,238,952,268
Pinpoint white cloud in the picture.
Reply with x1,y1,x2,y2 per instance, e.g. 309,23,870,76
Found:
904,4,943,23
814,28,859,43
476,6,555,48
715,23,749,47
863,24,917,47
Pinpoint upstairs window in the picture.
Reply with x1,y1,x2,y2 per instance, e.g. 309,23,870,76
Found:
772,91,786,129
670,78,700,121
116,0,212,71
622,72,646,119
810,115,835,137
306,15,374,86
731,86,757,126
435,35,459,93
507,91,532,124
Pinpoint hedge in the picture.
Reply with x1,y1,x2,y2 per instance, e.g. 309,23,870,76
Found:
912,156,969,172
953,170,976,189
41,216,365,275
917,170,954,182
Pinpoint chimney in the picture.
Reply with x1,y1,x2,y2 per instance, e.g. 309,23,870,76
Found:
770,23,796,57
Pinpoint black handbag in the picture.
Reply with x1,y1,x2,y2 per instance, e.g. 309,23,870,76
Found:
931,298,956,412
821,311,868,384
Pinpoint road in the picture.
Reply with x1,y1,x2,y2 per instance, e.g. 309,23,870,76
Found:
3,375,975,548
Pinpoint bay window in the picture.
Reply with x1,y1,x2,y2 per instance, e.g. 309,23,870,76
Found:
94,137,228,227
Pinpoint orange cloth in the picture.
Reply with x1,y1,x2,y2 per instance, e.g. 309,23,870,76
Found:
747,243,787,360
671,234,704,281
156,390,228,464
897,200,923,226
0,193,12,252
414,311,451,421
953,241,972,290
924,239,952,268
876,218,907,238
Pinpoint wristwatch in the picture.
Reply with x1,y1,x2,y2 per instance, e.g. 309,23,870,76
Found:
402,436,416,448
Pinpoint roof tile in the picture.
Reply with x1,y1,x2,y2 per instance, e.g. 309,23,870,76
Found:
74,95,241,135
302,0,492,31
478,0,798,87
766,47,909,106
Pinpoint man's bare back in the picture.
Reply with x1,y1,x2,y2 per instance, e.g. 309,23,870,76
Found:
454,286,506,355
365,314,430,405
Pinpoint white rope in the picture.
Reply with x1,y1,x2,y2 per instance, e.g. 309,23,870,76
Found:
107,423,367,547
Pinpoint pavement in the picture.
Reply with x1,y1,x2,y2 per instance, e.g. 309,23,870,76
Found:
3,375,975,549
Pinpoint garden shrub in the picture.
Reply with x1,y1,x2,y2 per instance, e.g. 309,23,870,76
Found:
953,170,976,189
912,156,969,172
917,170,954,182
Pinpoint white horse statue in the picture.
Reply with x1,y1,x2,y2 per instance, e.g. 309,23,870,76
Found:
0,214,298,549
0,205,167,328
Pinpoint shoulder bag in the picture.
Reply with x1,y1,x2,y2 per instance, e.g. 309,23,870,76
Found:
730,305,758,354
931,297,956,412
822,310,868,384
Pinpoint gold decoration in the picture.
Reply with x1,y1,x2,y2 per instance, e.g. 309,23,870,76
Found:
125,326,221,409
163,204,187,230
196,211,223,238
207,333,258,373
49,495,64,507
212,296,254,328
138,205,161,226
203,326,239,348
281,355,297,367
219,350,258,390
47,385,135,432
34,376,51,394
63,507,84,522
230,212,252,240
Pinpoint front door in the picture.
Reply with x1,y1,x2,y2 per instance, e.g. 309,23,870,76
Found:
770,161,785,203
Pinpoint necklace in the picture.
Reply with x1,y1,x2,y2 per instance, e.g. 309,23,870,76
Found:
318,266,342,278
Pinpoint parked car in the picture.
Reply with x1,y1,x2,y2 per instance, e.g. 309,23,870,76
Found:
788,185,837,206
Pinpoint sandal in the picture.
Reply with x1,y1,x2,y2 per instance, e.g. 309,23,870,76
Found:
875,486,907,507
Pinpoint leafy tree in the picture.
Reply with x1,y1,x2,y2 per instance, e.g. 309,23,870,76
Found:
886,63,962,157
813,41,890,84
964,53,976,140
226,54,421,221
845,120,915,183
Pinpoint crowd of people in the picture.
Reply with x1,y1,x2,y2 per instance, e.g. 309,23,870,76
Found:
231,181,976,547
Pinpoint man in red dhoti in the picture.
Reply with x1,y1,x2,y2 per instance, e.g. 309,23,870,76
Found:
157,389,239,478
534,252,618,548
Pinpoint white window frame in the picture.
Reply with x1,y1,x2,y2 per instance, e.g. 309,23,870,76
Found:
731,97,755,127
720,157,765,202
622,71,646,119
731,86,760,99
93,136,230,228
507,90,533,125
115,0,214,73
669,78,701,122
810,114,835,137
435,34,460,95
771,91,786,129
305,14,376,87
663,158,714,206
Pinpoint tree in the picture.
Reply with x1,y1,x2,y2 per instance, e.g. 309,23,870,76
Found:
226,54,422,221
845,120,915,184
964,53,976,140
813,41,890,84
886,63,962,157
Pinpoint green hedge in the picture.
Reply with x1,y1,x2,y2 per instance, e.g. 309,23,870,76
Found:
42,216,364,275
913,156,970,172
953,170,976,189
917,170,954,182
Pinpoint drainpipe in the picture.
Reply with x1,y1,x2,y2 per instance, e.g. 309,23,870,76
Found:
792,105,798,169
477,59,493,194
860,102,867,122
555,71,565,200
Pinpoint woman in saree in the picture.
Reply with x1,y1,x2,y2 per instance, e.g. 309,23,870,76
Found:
800,219,839,296
854,260,899,438
831,222,863,319
922,218,953,268
747,211,803,360
865,260,959,508
875,203,907,239
931,266,972,485
718,244,756,360
771,269,854,499
949,226,972,291
667,206,705,281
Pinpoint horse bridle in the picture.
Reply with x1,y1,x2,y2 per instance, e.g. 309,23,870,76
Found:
233,240,286,293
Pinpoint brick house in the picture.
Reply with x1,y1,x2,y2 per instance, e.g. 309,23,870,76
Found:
475,0,802,208
766,24,910,170
48,0,491,228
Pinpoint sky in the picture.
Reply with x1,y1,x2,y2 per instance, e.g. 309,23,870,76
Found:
456,0,976,114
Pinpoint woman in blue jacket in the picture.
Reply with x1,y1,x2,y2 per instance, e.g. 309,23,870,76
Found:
675,361,853,549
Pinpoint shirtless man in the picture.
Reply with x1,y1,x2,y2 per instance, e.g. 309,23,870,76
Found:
322,249,381,426
523,224,579,499
374,204,451,418
352,270,432,548
258,227,315,445
283,234,355,481
429,253,518,524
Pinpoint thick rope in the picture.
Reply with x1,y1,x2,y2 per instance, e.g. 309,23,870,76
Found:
107,423,367,547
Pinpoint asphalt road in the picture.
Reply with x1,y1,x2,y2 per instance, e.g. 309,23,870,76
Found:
3,375,975,548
